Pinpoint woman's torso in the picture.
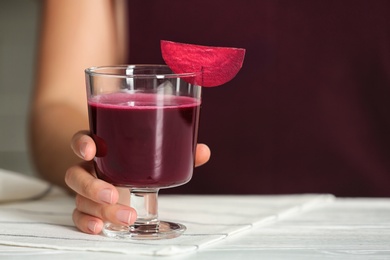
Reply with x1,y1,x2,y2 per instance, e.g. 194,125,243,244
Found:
127,0,390,196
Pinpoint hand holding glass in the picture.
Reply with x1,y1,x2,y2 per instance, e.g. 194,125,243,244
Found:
85,65,201,239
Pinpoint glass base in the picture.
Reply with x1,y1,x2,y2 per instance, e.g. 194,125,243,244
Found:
102,221,186,239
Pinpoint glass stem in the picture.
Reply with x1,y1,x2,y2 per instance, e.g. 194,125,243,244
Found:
130,188,159,230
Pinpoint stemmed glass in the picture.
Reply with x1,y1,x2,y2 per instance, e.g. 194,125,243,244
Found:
85,65,201,239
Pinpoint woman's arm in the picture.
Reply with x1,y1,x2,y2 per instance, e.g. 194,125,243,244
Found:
29,0,128,188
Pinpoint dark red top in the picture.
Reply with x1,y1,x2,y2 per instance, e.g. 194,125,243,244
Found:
127,0,390,197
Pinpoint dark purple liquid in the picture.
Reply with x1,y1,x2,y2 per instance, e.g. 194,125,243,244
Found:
88,93,200,188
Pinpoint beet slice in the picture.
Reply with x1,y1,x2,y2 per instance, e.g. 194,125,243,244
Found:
161,40,245,87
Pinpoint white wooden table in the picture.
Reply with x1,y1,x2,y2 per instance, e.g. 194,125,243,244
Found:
1,197,389,260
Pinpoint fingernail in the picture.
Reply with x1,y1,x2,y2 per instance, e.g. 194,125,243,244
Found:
88,221,98,233
98,189,113,204
80,142,87,158
116,209,132,224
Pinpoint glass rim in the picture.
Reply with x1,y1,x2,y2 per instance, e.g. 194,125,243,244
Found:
85,64,200,79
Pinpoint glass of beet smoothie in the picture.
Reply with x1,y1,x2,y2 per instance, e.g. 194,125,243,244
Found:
85,65,201,239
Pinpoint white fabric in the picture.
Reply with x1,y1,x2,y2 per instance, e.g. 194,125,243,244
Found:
0,168,52,202
0,168,335,256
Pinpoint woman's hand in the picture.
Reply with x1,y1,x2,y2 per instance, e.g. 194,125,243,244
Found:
65,131,211,234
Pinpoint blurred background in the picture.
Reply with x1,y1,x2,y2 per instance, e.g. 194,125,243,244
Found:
0,0,40,175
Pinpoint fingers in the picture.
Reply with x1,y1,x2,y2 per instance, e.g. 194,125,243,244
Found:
65,163,118,205
73,195,137,234
195,143,211,167
72,208,103,234
68,133,210,235
66,163,137,234
70,130,96,161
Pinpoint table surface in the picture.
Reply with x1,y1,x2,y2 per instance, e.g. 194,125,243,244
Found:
1,196,390,260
